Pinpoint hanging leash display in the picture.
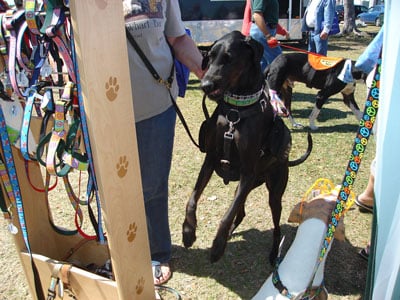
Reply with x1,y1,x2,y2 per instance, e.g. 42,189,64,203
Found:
0,0,106,281
0,105,45,299
70,27,105,244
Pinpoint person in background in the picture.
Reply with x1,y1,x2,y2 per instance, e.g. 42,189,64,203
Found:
242,0,289,39
301,0,336,56
123,0,204,285
249,0,289,72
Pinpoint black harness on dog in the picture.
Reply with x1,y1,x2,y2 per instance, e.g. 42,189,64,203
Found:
220,91,268,182
218,89,268,184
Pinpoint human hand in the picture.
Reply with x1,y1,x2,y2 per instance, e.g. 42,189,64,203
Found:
269,89,288,116
320,32,328,40
267,37,279,48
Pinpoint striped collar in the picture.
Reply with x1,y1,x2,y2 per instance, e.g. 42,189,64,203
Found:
223,88,264,106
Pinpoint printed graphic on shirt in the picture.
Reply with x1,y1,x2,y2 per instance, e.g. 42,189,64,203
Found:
123,0,163,21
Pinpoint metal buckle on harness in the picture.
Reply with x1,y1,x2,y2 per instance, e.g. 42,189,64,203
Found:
224,109,240,140
259,98,267,112
224,131,234,140
225,109,240,125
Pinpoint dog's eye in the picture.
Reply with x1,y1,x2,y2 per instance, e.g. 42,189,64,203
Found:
221,52,232,64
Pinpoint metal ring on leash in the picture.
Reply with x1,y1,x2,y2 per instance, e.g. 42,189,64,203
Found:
155,285,183,300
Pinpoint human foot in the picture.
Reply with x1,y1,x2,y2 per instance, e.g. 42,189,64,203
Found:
355,196,373,213
359,245,370,261
153,262,171,285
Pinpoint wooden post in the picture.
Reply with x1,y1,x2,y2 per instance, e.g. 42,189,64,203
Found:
68,1,154,299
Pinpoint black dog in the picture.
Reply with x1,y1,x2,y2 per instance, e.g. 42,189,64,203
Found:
182,31,312,264
265,52,365,130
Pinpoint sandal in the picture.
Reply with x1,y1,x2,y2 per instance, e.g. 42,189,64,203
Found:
152,261,172,285
358,245,370,261
355,196,373,213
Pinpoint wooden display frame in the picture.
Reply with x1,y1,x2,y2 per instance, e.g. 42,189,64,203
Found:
3,1,154,299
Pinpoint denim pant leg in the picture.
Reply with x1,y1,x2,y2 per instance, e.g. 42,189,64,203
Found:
250,24,282,72
308,31,328,56
135,106,176,263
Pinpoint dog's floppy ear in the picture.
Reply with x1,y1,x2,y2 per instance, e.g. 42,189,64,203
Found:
201,40,217,70
245,36,263,65
202,54,209,70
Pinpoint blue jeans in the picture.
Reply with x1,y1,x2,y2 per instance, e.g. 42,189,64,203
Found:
135,106,176,263
308,31,328,56
250,23,282,72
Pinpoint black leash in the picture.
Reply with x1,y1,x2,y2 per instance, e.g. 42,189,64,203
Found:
125,28,200,149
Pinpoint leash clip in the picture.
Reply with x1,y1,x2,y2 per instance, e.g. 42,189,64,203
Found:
158,78,171,89
259,99,267,112
225,109,240,125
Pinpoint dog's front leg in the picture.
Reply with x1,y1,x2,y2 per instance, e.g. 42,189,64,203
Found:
308,106,321,131
210,175,254,262
182,156,215,248
266,166,288,265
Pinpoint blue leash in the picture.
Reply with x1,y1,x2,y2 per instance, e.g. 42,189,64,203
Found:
0,105,45,299
70,27,105,244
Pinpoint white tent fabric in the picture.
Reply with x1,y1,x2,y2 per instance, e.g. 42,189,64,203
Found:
372,0,400,298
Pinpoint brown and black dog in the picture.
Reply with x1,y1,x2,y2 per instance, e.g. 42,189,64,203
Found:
182,31,312,264
265,52,365,130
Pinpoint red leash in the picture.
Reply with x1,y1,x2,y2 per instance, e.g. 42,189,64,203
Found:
279,42,324,56
269,37,324,56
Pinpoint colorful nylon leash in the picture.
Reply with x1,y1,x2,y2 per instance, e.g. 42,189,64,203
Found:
304,50,382,295
0,153,18,234
0,103,45,299
70,27,105,244
320,51,381,261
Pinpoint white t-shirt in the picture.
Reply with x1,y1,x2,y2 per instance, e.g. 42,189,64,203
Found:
124,0,186,122
305,0,319,28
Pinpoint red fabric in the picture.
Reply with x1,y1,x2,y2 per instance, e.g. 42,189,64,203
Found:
241,0,288,37
276,24,288,36
241,0,252,36
267,37,279,48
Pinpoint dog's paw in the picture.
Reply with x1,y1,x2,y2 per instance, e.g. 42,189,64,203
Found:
293,123,304,129
182,221,196,248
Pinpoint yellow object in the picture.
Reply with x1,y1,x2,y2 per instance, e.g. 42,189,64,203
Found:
301,178,355,213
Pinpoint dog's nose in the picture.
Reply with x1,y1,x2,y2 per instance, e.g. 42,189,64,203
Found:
201,79,215,94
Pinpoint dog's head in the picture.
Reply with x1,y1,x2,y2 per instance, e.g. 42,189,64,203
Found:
288,193,345,241
200,31,264,101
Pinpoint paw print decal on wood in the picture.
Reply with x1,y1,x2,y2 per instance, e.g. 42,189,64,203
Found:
95,0,108,9
105,76,119,101
136,277,145,295
116,155,128,178
126,222,137,243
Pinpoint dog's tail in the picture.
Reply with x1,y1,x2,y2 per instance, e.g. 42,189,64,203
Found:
288,132,313,167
